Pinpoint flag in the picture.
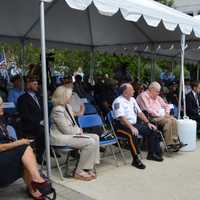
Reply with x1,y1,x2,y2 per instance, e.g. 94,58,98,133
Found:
0,53,5,65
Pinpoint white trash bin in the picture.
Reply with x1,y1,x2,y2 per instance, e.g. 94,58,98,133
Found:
177,119,197,152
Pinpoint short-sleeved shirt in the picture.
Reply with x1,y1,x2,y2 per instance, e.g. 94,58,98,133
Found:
112,95,142,124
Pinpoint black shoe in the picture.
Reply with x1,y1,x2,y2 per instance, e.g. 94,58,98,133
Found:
132,157,146,169
147,153,163,162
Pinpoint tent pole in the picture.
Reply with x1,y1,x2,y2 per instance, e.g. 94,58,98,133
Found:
137,55,141,81
180,34,187,118
40,0,51,178
197,64,200,81
151,46,156,82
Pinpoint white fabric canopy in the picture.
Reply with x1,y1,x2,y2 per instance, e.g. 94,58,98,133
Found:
0,0,200,49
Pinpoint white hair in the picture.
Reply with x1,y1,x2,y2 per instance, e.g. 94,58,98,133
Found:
149,81,161,90
52,86,72,106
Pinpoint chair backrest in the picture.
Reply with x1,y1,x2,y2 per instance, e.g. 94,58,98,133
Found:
107,111,114,123
84,103,97,115
6,125,17,140
78,114,103,128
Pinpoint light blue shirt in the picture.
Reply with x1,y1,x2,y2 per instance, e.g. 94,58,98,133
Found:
7,88,24,105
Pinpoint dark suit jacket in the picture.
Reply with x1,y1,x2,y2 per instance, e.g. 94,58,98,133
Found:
17,92,43,133
186,91,200,120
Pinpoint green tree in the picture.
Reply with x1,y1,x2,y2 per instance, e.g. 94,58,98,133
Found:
155,0,174,7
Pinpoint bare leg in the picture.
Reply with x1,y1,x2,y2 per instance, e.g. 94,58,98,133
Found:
23,168,42,198
21,146,44,183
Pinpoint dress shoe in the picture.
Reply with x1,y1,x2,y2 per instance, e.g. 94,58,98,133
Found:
132,157,146,169
147,153,163,162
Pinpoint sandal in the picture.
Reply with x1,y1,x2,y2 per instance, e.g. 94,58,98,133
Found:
27,189,45,200
87,170,96,178
74,170,94,181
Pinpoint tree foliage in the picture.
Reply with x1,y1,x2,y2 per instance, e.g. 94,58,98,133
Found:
155,0,174,7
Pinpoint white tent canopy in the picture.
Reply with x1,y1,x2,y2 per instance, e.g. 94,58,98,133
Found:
0,0,200,49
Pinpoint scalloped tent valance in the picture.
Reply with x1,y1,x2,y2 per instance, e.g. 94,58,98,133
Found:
0,0,200,63
65,0,200,37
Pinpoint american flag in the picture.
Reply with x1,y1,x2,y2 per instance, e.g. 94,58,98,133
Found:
0,53,5,65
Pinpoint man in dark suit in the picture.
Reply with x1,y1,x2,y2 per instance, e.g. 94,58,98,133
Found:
17,77,45,163
186,81,200,129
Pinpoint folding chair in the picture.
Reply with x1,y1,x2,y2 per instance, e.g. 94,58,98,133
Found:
106,111,127,164
50,145,77,181
78,114,123,166
142,110,169,152
84,103,97,115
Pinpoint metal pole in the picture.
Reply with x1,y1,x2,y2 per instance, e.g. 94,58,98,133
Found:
181,34,187,118
40,0,51,177
197,65,200,81
137,55,141,81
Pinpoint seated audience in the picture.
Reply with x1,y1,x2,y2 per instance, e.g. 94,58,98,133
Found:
186,81,200,128
0,96,53,200
17,77,45,164
112,83,163,170
7,75,24,105
166,82,179,117
63,76,85,117
50,86,100,181
137,81,181,150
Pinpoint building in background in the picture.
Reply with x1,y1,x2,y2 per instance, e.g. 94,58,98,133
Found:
173,0,200,16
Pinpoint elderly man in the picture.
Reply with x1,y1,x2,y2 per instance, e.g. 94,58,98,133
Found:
112,83,163,170
137,81,181,150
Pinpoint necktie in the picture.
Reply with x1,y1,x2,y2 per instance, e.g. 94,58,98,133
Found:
33,94,40,108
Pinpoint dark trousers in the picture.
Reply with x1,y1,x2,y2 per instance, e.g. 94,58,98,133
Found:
116,123,161,159
22,125,45,164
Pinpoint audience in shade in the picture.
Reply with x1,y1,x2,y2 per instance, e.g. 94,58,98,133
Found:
50,86,100,181
7,75,24,105
136,81,181,150
17,76,45,164
186,81,200,129
0,96,53,199
112,83,163,170
63,76,85,117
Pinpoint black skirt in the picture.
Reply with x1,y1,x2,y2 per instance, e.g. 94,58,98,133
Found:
0,144,28,187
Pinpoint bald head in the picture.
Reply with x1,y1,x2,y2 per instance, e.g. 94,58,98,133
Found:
120,83,134,99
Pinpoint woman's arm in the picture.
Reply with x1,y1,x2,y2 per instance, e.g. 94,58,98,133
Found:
0,139,31,152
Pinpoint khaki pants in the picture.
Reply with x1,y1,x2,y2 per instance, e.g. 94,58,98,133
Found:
154,116,178,145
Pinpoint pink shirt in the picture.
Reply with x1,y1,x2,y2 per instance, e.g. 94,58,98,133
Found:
136,90,170,117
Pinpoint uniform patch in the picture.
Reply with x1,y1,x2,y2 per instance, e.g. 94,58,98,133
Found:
114,103,120,110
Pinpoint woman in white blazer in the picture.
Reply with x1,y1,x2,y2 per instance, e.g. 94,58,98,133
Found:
50,86,100,181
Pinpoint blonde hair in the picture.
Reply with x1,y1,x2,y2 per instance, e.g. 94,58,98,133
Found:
149,81,161,91
52,86,72,106
0,96,3,105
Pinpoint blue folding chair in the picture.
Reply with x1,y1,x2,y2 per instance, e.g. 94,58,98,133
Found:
78,114,121,166
84,103,97,115
106,111,127,164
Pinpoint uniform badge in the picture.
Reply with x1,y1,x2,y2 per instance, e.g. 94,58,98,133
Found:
114,103,120,110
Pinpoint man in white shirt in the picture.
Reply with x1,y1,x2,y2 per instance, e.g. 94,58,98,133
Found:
112,83,163,170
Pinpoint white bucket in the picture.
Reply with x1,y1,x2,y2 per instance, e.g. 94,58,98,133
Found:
177,119,197,152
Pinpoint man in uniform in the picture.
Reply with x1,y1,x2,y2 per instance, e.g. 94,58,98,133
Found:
112,83,163,170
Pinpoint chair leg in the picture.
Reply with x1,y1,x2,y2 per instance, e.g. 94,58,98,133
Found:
65,152,70,177
115,141,127,165
109,145,120,167
159,132,169,153
52,148,64,181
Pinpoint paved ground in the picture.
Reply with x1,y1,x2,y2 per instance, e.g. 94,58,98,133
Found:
0,179,94,200
1,142,200,200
